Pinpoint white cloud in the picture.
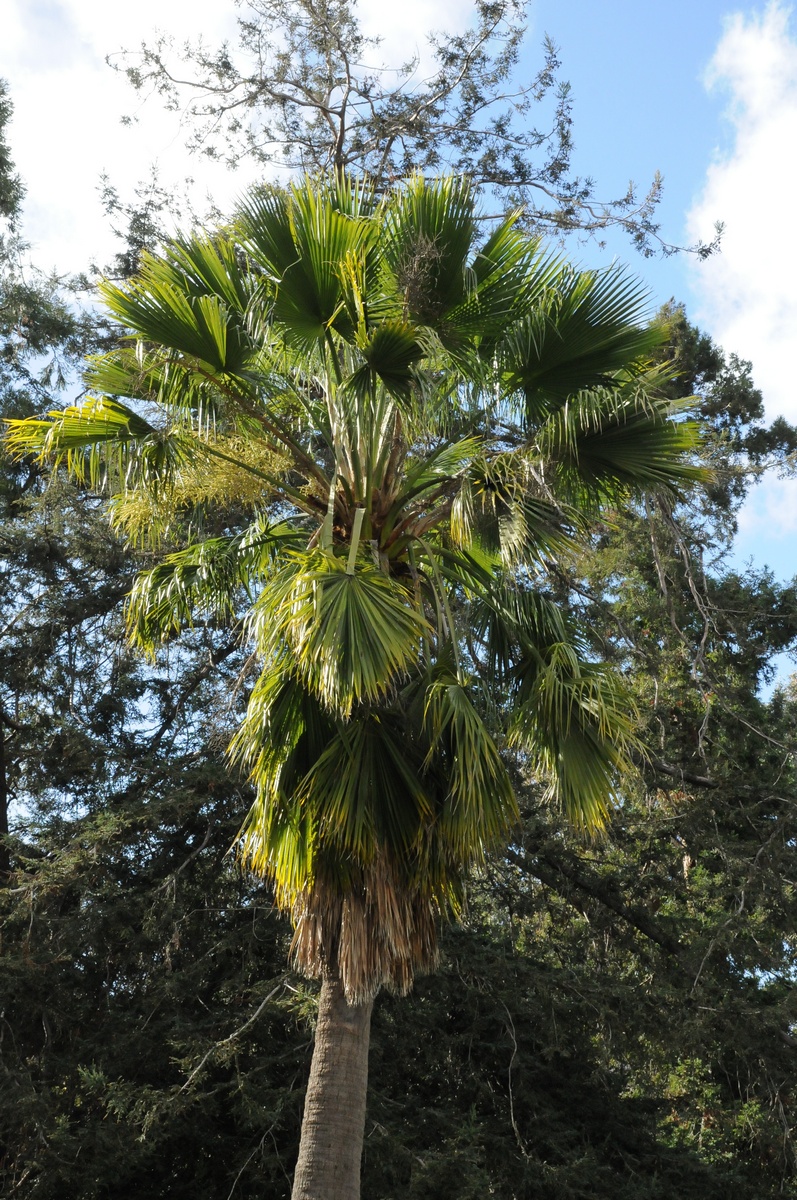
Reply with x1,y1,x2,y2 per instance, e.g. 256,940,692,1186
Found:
737,474,797,539
4,1,242,274
687,2,797,424
3,0,474,277
359,0,472,74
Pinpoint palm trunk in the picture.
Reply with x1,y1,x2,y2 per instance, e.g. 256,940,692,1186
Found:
291,968,374,1200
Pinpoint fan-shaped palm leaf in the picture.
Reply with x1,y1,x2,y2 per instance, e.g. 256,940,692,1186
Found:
127,517,301,654
250,550,430,717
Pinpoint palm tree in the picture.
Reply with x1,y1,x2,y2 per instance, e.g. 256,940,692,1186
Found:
6,176,703,1200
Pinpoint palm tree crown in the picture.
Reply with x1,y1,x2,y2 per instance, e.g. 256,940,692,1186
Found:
6,176,703,1001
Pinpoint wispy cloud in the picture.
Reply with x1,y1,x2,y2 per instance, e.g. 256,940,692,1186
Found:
5,1,242,273
688,2,797,424
737,475,797,539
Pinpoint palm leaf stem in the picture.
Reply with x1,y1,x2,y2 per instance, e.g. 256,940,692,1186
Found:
324,332,344,387
416,536,461,670
346,507,366,574
412,501,455,542
381,481,455,546
379,410,405,502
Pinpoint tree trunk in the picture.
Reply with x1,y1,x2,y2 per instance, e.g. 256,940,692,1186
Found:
291,968,374,1200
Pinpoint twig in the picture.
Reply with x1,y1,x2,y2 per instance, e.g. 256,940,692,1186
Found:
178,979,286,1095
500,1001,529,1159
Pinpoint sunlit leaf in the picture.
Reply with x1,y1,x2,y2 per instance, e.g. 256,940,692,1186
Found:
250,550,430,717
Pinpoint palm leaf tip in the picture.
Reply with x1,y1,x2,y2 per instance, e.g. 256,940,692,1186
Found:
5,398,148,458
510,653,641,834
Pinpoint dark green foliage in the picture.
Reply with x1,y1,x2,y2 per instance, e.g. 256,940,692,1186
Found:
1,763,307,1199
0,440,306,1199
655,304,797,511
4,416,797,1198
368,911,771,1200
0,81,24,224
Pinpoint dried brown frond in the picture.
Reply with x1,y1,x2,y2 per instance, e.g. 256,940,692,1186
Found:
396,233,444,325
290,854,441,1003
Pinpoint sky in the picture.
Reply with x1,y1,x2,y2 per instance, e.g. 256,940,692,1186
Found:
2,0,797,589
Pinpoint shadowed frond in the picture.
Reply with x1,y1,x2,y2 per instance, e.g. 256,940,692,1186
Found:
450,449,588,565
424,672,518,857
510,640,641,832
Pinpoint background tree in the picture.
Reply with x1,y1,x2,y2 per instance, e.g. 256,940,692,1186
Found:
113,0,720,256
0,80,110,880
0,82,24,225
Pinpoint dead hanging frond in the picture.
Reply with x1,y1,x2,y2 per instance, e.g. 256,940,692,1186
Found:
290,855,441,1004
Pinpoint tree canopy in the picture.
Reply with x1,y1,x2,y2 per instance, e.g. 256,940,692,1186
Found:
7,175,706,1000
113,0,721,256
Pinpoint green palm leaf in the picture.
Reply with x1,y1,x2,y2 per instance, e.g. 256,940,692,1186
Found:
127,517,301,654
238,179,376,347
384,176,477,335
423,671,517,858
538,389,708,505
100,239,253,374
4,397,198,493
500,266,665,424
250,550,430,717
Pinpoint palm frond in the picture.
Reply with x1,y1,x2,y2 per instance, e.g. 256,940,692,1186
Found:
423,671,517,859
352,319,425,402
250,550,430,717
510,640,641,832
450,449,586,566
127,517,300,655
448,220,562,346
499,266,665,426
538,389,709,505
384,176,477,334
100,238,253,374
238,179,376,348
4,397,200,493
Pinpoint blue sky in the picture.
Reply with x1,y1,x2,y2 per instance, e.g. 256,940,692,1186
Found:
523,2,797,586
3,0,796,596
529,0,731,265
